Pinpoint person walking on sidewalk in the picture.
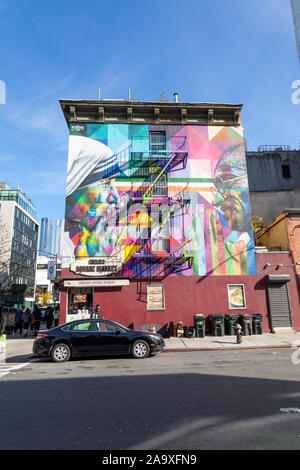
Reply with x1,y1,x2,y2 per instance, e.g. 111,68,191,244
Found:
22,308,32,337
44,306,54,330
54,307,59,327
32,305,42,336
14,306,24,336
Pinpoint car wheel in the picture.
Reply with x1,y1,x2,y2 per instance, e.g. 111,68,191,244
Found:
51,343,71,363
131,340,150,359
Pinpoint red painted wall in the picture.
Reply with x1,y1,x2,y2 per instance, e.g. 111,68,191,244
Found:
59,252,300,333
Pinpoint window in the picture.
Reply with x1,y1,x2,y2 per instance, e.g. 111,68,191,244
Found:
282,164,291,178
150,174,167,196
69,321,93,332
150,131,166,153
95,321,120,333
147,284,165,311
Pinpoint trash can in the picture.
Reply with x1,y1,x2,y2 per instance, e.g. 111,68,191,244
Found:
252,314,263,335
185,326,196,338
194,315,206,338
239,314,253,335
210,314,225,336
225,314,240,335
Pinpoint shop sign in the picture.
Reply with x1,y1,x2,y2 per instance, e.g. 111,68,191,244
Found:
147,284,165,311
70,257,122,277
64,279,130,287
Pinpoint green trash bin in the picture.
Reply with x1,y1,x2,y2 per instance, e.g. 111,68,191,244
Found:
210,314,225,336
252,314,263,335
239,314,253,335
225,314,240,335
194,315,206,338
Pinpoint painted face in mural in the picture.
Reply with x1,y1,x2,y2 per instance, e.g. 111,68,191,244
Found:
212,144,252,233
65,135,122,258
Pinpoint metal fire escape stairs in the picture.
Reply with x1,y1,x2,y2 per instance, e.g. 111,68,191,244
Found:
109,136,193,301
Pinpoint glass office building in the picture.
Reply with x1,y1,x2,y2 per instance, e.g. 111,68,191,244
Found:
39,217,53,257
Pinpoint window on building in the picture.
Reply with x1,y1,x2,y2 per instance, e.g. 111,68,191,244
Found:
150,174,167,197
150,131,166,153
282,164,291,178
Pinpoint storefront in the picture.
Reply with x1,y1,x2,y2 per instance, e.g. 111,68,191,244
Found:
63,278,130,323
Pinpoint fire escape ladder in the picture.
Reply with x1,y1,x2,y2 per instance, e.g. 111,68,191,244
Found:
143,154,177,203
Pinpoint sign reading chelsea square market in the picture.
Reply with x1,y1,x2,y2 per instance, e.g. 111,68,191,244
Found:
70,257,122,277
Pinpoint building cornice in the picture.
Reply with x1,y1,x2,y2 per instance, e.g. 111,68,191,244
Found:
59,99,243,127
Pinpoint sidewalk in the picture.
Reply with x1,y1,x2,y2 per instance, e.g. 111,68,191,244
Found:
3,330,300,361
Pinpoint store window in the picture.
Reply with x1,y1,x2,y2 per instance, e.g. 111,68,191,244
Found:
67,287,93,319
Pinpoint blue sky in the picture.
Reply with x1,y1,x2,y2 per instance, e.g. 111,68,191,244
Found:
0,0,299,230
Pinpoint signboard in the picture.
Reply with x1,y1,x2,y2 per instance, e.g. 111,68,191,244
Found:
74,294,87,303
47,260,56,281
147,284,165,311
227,284,246,309
70,257,122,277
64,279,130,287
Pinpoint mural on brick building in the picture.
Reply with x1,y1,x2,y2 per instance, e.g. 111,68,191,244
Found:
62,123,256,276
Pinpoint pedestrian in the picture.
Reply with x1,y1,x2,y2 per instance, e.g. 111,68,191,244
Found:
90,304,104,319
54,307,59,327
44,306,54,330
22,308,32,337
14,306,24,336
32,304,42,336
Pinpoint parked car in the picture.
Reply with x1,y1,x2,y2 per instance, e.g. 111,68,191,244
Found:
0,307,17,334
33,319,165,362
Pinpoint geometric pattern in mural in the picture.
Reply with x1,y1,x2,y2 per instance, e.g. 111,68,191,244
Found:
63,123,256,276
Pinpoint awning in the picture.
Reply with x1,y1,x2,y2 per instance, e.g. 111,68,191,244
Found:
64,279,130,287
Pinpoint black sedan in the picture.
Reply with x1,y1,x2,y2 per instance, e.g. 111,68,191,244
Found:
33,319,165,362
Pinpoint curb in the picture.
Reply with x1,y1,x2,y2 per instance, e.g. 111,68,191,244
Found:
162,344,294,353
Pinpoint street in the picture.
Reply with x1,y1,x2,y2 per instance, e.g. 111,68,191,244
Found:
1,349,300,450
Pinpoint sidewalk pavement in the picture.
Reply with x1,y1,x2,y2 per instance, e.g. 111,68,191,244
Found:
3,330,300,361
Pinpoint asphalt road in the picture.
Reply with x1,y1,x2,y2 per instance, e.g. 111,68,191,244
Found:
1,349,300,450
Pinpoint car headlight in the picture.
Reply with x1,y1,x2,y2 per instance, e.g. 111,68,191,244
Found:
148,334,159,342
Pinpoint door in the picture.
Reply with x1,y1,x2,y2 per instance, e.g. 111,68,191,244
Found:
267,281,293,329
93,320,130,355
68,321,95,355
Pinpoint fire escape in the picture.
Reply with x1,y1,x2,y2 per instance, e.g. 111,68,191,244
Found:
118,133,193,300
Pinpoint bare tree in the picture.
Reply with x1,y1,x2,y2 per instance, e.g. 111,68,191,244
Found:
158,91,169,103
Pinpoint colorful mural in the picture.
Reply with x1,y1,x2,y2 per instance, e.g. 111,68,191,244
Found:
62,123,256,276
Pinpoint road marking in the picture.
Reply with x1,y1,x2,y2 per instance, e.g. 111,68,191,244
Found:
0,362,31,378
